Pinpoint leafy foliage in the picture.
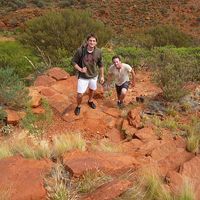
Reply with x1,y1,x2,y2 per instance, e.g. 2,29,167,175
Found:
0,41,41,78
19,9,112,66
151,47,200,101
20,99,53,136
0,68,30,109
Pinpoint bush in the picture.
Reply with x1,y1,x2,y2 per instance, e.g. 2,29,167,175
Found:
0,0,27,11
146,25,195,48
0,107,7,124
0,41,41,78
20,99,53,136
151,47,200,101
0,68,30,109
115,47,151,68
19,9,112,66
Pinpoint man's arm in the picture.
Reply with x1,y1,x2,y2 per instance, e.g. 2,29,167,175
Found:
131,68,136,87
72,49,87,73
99,66,104,84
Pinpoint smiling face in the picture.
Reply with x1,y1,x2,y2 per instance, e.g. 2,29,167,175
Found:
113,57,122,69
87,36,97,50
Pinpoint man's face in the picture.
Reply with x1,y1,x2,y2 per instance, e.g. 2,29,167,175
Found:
87,37,97,48
113,58,122,69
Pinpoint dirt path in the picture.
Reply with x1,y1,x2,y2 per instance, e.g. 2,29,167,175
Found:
44,70,162,140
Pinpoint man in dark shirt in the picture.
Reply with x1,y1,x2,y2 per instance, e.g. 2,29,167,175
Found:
72,33,104,115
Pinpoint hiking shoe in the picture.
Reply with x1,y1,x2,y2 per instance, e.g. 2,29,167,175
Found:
117,101,124,109
88,101,96,109
74,106,81,115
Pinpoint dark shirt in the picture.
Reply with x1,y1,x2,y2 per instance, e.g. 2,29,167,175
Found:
72,46,103,79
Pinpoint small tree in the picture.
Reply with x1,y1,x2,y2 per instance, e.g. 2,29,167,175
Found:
19,9,112,65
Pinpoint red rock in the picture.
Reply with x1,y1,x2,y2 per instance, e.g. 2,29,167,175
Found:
51,76,77,96
0,156,52,200
5,109,25,125
82,179,131,200
151,141,177,161
32,106,45,114
34,75,56,87
173,136,187,148
63,150,139,177
40,87,57,97
127,107,142,128
105,128,123,143
158,149,194,177
180,156,200,184
135,127,157,142
28,87,42,108
122,119,137,136
166,171,184,195
48,93,71,114
47,67,69,80
136,140,162,156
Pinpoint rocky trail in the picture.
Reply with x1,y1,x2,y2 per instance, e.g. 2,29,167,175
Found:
0,67,200,200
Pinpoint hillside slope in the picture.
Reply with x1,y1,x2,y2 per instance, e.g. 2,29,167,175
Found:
0,0,199,39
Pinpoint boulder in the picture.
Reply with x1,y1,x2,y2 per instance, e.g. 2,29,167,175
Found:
127,107,143,128
5,109,25,125
82,179,131,200
105,128,123,143
28,87,42,108
158,149,194,177
47,67,69,80
135,127,158,142
34,75,56,87
0,156,52,200
63,150,139,177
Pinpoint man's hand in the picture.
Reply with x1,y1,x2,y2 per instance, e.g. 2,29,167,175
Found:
80,67,87,73
100,76,104,84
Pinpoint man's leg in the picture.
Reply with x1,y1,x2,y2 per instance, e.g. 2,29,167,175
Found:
87,77,97,109
119,88,127,103
74,78,88,115
117,81,129,107
88,88,95,102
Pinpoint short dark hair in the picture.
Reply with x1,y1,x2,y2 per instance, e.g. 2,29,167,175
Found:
86,33,98,42
112,55,121,61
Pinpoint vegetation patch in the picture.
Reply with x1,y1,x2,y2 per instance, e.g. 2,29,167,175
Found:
77,170,112,194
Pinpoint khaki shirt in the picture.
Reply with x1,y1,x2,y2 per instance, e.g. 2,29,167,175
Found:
109,63,132,86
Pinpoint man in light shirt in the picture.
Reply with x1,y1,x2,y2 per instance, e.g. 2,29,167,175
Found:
108,55,135,107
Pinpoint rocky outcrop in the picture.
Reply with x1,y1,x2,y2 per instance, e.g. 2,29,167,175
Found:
0,156,52,200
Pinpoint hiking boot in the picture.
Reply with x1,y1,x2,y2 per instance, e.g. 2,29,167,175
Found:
74,106,81,115
117,101,124,109
88,101,96,109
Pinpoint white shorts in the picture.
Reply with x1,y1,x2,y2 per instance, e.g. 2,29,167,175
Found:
77,76,98,94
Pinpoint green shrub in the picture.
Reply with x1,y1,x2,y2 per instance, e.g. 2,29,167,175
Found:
0,68,30,109
19,9,112,66
0,107,7,124
0,0,27,11
151,48,200,101
0,41,41,78
146,25,195,47
115,47,151,68
20,99,53,136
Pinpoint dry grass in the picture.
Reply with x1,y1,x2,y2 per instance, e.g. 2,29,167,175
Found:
76,170,112,194
91,138,123,153
45,164,78,200
0,185,11,200
52,133,86,158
